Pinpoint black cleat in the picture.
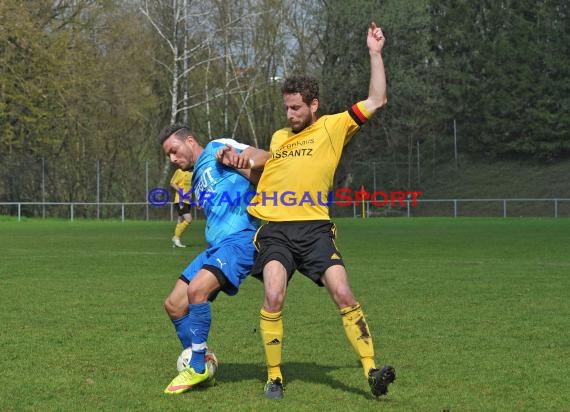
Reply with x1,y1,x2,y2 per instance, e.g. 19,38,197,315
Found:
368,365,396,397
264,377,284,399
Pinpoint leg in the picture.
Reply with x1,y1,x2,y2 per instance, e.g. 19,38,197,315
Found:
164,268,221,394
164,279,191,348
321,264,357,308
322,265,396,397
172,208,192,247
165,249,208,348
322,265,375,372
260,260,288,399
262,260,288,312
178,211,193,238
186,269,220,373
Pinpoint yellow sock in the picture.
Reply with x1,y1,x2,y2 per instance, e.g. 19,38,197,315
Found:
174,220,190,239
260,309,283,382
340,303,376,377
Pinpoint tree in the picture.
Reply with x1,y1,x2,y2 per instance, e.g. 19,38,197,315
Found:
1,0,163,208
430,0,570,160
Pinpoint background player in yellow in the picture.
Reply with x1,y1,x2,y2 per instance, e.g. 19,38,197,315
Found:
170,168,193,248
218,21,395,400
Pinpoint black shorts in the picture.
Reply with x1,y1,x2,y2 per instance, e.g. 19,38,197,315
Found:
251,220,344,286
175,202,192,217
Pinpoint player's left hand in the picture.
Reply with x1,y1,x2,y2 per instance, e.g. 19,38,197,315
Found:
367,21,385,53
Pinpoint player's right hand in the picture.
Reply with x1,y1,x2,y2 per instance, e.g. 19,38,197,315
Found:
216,144,250,168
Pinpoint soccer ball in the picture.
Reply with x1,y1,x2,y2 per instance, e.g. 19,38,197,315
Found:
205,352,218,376
176,347,193,372
176,348,219,375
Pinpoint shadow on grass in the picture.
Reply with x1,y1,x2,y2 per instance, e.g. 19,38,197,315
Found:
216,361,370,397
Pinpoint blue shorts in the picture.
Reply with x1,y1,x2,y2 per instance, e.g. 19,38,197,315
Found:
181,229,256,299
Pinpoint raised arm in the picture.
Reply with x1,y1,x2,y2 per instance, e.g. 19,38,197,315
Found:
361,22,387,115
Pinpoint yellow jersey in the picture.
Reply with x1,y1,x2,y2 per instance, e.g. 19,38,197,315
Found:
248,101,371,221
170,169,193,204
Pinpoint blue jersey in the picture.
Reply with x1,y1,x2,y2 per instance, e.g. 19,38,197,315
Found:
192,138,259,246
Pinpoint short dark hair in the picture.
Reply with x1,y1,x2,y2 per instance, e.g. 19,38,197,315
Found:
281,76,319,106
158,124,198,145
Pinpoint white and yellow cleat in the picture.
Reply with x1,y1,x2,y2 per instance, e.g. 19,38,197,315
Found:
171,236,187,248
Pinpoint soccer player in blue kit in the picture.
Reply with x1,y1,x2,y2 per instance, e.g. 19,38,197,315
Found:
158,124,269,394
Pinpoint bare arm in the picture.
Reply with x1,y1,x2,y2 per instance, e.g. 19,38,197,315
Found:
216,145,271,185
216,145,270,169
361,22,387,115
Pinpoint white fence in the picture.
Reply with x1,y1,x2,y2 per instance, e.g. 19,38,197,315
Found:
362,198,570,218
1,198,569,221
0,202,177,222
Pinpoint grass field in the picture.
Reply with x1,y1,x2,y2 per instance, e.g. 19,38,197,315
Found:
1,217,569,411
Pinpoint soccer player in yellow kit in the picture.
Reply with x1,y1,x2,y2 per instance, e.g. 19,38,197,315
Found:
170,168,193,247
218,22,395,400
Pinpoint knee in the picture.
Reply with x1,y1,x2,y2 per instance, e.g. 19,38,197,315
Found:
164,296,186,319
187,283,209,304
262,261,288,312
331,287,357,309
263,289,285,312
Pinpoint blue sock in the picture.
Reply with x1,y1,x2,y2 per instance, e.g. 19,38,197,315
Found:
172,314,192,349
188,302,212,373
